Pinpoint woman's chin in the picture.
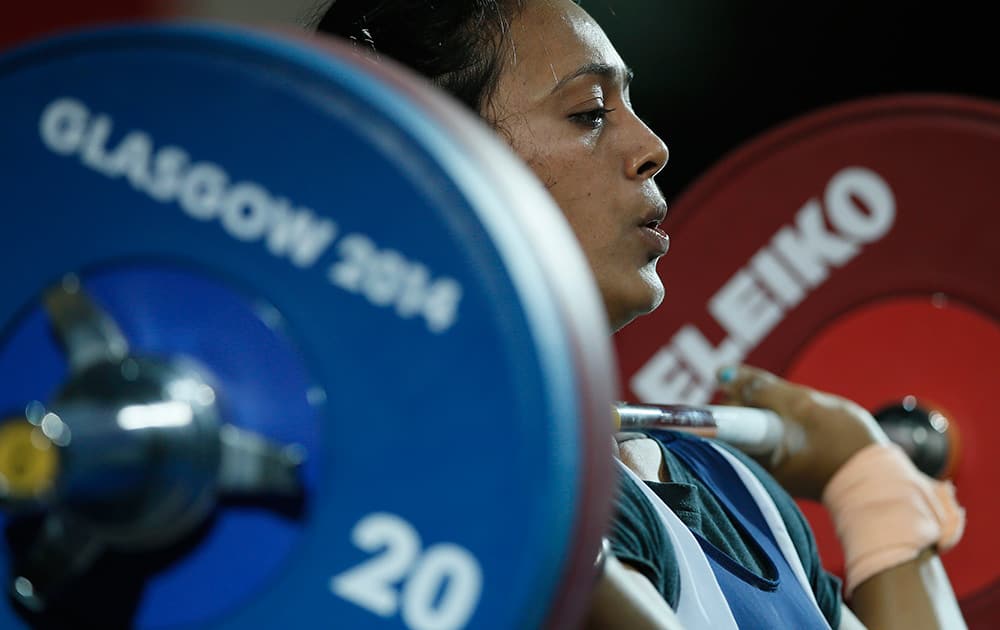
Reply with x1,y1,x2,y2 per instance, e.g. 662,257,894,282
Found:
600,270,665,332
637,269,666,314
608,294,663,333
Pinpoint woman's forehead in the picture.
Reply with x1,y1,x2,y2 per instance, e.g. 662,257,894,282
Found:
507,0,626,95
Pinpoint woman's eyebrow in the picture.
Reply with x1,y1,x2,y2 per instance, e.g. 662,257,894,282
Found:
549,62,635,95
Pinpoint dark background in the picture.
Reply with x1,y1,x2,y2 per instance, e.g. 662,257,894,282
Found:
584,0,999,206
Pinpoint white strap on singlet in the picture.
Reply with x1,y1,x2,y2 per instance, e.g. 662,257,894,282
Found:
615,445,833,630
708,444,830,629
616,459,739,629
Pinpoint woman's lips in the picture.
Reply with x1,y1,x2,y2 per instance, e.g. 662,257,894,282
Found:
639,223,670,257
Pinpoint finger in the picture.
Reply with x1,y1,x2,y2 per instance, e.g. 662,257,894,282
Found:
716,364,811,419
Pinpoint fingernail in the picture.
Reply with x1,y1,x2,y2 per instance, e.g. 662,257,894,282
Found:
718,366,737,384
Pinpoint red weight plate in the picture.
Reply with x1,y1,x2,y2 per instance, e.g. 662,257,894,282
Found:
614,94,1000,624
787,296,1000,624
1,2,174,51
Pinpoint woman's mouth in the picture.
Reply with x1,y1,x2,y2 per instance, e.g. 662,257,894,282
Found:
636,201,670,257
639,220,670,257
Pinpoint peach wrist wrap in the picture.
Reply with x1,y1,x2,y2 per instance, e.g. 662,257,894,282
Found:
821,443,965,596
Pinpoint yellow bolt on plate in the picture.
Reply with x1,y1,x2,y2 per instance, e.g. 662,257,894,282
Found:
0,417,59,500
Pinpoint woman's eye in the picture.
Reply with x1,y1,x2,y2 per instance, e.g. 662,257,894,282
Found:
570,107,617,129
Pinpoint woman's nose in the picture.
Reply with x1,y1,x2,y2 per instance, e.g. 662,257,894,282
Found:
626,119,669,181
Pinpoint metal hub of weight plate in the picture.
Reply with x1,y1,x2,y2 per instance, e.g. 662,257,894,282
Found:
0,24,616,629
614,94,1000,625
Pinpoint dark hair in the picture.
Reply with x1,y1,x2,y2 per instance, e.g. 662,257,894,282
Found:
316,0,525,122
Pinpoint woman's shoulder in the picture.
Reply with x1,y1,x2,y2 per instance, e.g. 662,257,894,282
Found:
609,457,681,606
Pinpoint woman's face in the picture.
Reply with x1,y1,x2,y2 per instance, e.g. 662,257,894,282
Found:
489,0,670,332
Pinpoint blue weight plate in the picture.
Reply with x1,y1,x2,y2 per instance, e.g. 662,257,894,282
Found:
0,265,322,628
0,24,616,630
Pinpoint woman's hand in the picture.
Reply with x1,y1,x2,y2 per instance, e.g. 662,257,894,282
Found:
716,365,891,501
